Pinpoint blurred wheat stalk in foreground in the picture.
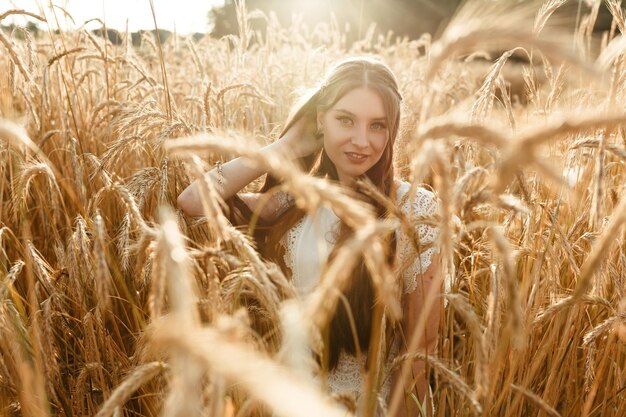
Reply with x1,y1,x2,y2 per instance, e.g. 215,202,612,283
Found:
1,0,626,416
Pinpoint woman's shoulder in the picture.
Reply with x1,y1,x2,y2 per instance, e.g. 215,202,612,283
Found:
394,179,438,217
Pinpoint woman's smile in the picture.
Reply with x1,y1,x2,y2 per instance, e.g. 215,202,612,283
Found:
344,151,370,163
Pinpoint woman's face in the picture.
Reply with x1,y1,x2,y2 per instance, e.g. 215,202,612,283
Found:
318,87,389,186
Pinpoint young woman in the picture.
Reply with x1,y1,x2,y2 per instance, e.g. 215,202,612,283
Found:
177,57,441,416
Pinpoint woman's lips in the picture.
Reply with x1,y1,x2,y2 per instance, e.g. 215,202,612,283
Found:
345,152,369,163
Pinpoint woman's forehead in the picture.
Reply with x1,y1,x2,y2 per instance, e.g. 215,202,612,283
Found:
330,87,387,119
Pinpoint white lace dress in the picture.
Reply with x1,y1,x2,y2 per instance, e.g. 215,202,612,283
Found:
279,180,439,405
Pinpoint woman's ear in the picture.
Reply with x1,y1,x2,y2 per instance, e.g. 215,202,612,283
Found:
316,111,325,132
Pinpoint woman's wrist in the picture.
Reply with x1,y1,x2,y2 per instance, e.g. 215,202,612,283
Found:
264,134,299,159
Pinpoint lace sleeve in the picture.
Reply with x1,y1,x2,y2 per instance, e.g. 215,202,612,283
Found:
395,184,439,294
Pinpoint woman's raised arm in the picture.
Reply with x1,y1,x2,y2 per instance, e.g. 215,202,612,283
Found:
176,116,320,218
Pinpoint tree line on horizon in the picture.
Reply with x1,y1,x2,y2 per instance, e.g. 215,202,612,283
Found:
1,0,616,46
208,0,615,41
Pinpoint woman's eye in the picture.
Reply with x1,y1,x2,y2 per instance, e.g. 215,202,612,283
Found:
371,122,387,130
337,116,353,126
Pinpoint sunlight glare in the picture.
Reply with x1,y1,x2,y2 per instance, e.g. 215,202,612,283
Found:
6,0,225,34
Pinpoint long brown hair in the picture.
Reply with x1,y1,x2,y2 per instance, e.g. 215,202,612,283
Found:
233,57,402,369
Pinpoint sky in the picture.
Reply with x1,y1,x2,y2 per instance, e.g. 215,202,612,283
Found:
6,0,226,34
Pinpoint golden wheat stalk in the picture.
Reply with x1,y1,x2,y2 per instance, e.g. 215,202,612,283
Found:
445,293,489,397
606,0,626,34
151,315,349,417
182,155,274,281
426,0,595,83
393,351,482,415
533,295,613,325
93,211,112,314
95,362,167,417
510,383,562,417
575,187,626,298
155,207,204,416
471,47,527,123
582,314,626,346
0,119,81,219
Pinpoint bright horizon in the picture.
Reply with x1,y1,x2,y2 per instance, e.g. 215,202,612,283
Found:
6,0,226,34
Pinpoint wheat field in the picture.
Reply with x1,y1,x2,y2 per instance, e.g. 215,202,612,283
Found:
1,1,626,416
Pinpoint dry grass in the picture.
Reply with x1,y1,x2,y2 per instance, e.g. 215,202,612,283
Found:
1,0,626,416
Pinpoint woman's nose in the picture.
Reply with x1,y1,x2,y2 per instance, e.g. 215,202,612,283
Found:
350,125,368,148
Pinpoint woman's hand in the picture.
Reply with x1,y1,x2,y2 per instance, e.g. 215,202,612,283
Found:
277,116,323,159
